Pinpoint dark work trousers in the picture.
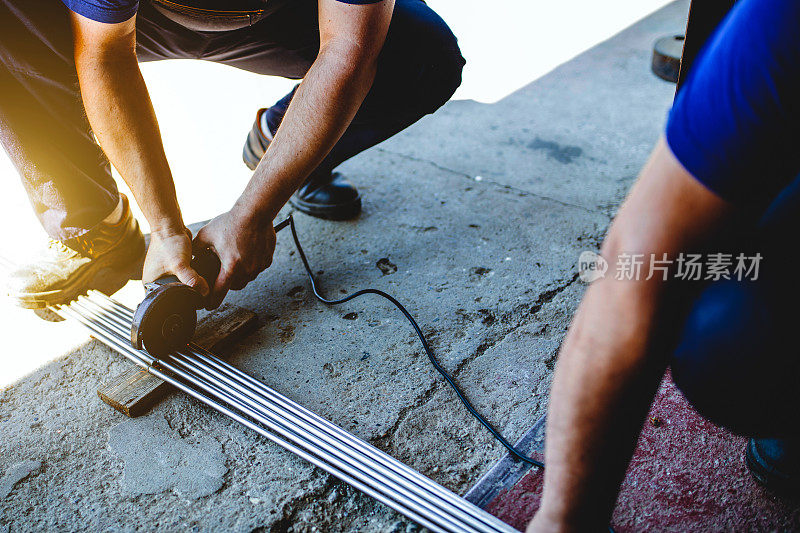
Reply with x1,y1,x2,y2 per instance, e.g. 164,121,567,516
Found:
0,0,464,240
670,173,800,440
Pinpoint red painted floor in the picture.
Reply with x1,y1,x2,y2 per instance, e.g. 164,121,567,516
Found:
486,372,800,532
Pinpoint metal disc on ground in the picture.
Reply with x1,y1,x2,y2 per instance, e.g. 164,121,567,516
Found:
651,35,684,83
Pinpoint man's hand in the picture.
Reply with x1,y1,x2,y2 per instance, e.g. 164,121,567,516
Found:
143,227,209,296
193,210,277,309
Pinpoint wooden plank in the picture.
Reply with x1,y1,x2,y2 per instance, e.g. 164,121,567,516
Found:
97,304,258,418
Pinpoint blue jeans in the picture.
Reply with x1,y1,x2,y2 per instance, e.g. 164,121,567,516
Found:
0,0,463,240
671,174,800,440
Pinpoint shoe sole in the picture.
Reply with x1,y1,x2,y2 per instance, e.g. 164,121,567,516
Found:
242,136,261,171
289,194,362,221
242,109,268,171
746,439,799,494
9,231,146,309
746,440,772,488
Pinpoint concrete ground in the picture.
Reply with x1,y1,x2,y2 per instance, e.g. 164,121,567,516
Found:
0,1,687,531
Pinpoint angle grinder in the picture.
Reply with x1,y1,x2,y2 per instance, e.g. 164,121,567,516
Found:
131,218,290,356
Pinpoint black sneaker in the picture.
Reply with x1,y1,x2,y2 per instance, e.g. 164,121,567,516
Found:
242,108,361,220
289,171,361,221
746,438,800,494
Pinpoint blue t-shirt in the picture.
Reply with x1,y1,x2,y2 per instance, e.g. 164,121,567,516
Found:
63,0,383,24
666,0,800,208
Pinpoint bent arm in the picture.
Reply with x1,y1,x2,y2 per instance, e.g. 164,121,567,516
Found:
71,12,183,237
71,13,206,291
200,0,394,300
230,0,393,225
530,140,732,531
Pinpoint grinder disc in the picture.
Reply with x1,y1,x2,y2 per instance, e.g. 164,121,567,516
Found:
131,282,201,357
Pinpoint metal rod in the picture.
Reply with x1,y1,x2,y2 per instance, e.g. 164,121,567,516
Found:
166,356,471,533
171,352,501,531
70,298,500,533
55,304,452,533
78,294,509,532
67,301,468,532
59,296,515,533
81,292,513,532
76,296,507,533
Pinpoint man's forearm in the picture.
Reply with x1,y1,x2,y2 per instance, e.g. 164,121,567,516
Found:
530,141,733,531
534,275,668,529
74,31,183,235
232,41,379,225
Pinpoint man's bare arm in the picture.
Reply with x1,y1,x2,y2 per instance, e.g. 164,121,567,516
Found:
70,13,206,293
236,0,394,222
194,0,394,306
529,139,733,531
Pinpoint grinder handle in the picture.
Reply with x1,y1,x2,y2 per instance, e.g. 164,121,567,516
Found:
189,218,290,287
191,247,222,292
148,248,221,306
149,217,289,298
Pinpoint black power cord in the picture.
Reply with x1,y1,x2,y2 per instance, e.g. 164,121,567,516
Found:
284,215,544,469
285,216,617,533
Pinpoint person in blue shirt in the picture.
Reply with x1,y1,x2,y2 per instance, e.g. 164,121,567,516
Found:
528,0,800,530
0,0,463,308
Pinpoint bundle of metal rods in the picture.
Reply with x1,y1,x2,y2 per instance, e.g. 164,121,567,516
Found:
53,290,516,533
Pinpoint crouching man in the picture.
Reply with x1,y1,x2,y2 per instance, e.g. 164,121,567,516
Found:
529,0,800,530
1,0,463,308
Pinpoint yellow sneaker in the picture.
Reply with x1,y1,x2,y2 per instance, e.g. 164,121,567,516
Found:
5,194,145,308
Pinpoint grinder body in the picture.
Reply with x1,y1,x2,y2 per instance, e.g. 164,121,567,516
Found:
131,249,221,356
131,219,291,357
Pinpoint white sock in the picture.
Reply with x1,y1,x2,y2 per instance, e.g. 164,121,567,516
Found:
259,111,275,141
102,196,124,225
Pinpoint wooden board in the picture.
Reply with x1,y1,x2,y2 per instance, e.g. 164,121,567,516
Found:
97,305,258,418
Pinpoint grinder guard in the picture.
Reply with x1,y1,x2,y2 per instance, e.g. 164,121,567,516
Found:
131,248,221,356
131,280,203,356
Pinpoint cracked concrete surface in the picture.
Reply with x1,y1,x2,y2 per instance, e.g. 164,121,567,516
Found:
0,2,683,531
0,461,40,499
108,417,228,500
